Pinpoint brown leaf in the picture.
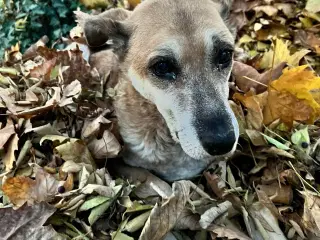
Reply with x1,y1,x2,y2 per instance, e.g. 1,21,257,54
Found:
301,191,320,237
139,181,191,240
0,202,65,240
22,36,49,60
2,168,60,208
233,91,268,130
2,176,36,208
0,121,16,149
3,134,19,172
54,140,96,167
87,130,121,159
29,58,57,81
233,61,287,93
257,183,293,205
295,30,320,54
209,225,251,240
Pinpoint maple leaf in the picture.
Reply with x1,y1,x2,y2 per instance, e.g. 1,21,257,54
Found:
259,38,310,70
264,65,320,126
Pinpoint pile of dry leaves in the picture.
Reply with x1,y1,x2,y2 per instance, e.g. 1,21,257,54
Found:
0,0,320,239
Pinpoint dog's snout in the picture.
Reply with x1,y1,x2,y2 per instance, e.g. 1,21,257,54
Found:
197,116,236,156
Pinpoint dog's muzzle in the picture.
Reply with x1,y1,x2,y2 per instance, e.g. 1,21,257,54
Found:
195,112,238,156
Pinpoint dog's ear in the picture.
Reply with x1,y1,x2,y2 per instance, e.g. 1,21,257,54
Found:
75,9,132,49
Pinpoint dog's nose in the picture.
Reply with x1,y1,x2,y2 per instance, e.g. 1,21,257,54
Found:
196,116,236,156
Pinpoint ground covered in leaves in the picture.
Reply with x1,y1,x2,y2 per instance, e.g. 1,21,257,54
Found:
0,0,320,239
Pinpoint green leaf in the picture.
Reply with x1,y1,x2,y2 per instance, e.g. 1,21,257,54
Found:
78,196,110,212
291,127,309,145
88,199,112,225
305,0,320,13
261,133,290,150
111,232,134,240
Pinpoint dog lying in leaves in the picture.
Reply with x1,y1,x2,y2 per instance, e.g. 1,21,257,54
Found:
77,0,239,181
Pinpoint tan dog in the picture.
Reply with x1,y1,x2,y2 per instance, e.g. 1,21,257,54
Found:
79,0,239,182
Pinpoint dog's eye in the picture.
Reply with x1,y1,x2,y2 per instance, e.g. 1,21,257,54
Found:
151,61,177,80
218,50,233,69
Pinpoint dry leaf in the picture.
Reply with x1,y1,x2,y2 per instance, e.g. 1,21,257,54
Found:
199,201,232,229
233,91,268,130
55,140,96,167
209,225,251,240
305,0,320,13
0,121,16,149
257,183,293,204
2,176,36,208
2,168,60,208
259,38,310,70
139,181,191,240
264,65,320,125
0,202,65,240
301,191,320,237
3,134,19,172
81,115,111,140
253,5,278,16
233,61,286,93
88,130,121,159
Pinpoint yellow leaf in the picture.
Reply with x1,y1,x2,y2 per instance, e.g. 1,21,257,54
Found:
264,65,320,125
259,38,310,69
2,176,36,208
128,0,141,8
80,0,108,9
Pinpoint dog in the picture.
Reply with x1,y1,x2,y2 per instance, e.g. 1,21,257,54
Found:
79,0,239,182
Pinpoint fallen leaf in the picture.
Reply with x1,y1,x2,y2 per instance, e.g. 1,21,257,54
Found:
253,5,278,17
209,225,251,240
0,122,16,149
139,181,192,240
112,232,134,240
0,202,65,240
80,0,108,9
259,38,310,70
249,202,287,239
81,184,121,197
3,134,19,172
233,61,286,93
305,0,320,13
81,115,111,140
124,210,152,233
55,140,96,167
2,176,36,208
257,183,293,204
199,201,232,229
29,58,56,81
264,65,320,125
233,91,268,130
2,168,60,208
88,130,121,159
78,196,110,212
261,133,290,150
301,191,320,237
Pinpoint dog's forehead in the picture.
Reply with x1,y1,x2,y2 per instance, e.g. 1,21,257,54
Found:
128,0,233,62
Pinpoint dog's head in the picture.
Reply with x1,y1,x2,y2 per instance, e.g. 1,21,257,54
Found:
81,0,239,160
